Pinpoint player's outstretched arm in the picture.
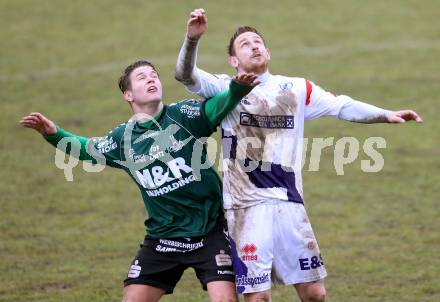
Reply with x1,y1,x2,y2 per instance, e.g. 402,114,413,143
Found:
337,101,423,124
205,73,259,126
175,8,209,88
386,110,423,123
20,112,56,135
20,112,94,161
304,81,423,124
338,101,424,124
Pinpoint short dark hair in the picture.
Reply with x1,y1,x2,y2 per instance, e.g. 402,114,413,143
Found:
118,60,158,93
228,26,266,56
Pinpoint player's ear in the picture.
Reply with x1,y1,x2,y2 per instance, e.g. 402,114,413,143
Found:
229,56,239,69
266,48,271,61
123,90,133,103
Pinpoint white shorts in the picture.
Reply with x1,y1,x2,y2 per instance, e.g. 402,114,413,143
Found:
226,200,327,294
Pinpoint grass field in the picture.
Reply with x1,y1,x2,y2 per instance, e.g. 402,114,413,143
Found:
1,0,439,301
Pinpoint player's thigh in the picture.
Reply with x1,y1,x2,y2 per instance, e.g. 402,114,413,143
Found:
124,239,186,295
294,280,326,302
191,227,235,291
272,202,326,286
207,281,237,302
123,284,166,302
226,204,273,294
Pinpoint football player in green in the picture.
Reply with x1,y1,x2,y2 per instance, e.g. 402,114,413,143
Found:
21,60,258,302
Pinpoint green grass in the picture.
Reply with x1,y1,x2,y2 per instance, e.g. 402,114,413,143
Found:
1,0,439,301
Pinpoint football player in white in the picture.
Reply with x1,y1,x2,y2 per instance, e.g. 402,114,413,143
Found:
175,8,422,302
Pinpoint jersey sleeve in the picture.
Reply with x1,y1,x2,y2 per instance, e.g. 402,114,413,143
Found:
44,126,94,161
186,67,231,98
303,79,392,123
303,79,352,121
87,126,124,169
44,126,124,169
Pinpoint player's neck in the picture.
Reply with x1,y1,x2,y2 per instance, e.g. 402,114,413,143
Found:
131,101,164,122
239,66,268,76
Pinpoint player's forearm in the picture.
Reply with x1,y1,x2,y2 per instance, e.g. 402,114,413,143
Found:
205,81,253,126
338,98,392,123
175,35,200,87
44,126,94,161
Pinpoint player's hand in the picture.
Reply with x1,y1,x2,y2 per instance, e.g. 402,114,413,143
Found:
232,73,260,87
187,8,207,39
387,110,423,123
20,112,57,135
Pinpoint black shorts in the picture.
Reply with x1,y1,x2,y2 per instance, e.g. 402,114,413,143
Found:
123,227,235,294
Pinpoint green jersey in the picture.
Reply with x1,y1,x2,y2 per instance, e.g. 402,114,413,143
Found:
45,81,252,238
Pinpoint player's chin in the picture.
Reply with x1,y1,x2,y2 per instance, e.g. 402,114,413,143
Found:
248,60,268,70
144,93,163,103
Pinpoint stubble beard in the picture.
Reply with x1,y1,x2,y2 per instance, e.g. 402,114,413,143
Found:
241,58,269,75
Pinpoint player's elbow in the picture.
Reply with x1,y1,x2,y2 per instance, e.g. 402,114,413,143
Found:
174,69,193,86
175,74,195,86
174,74,185,84
174,66,184,82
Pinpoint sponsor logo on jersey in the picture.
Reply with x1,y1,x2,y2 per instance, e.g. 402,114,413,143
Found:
236,273,269,287
217,270,234,275
135,157,197,196
95,136,117,153
155,238,204,253
180,104,201,118
127,260,141,278
279,81,293,91
136,130,159,143
299,254,324,270
129,134,187,164
240,112,294,129
128,148,150,163
240,243,258,261
215,250,233,266
240,97,251,105
144,175,196,197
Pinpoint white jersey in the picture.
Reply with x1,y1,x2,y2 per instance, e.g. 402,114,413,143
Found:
189,69,388,209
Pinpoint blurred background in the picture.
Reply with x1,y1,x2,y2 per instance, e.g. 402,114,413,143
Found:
1,0,438,301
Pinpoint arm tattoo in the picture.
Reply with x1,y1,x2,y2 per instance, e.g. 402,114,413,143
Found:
175,35,199,85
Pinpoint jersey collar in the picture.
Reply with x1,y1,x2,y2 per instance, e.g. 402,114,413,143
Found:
136,106,167,129
257,70,271,84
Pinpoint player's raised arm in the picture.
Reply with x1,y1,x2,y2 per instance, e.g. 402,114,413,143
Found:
187,8,207,40
175,8,226,98
20,112,94,161
175,8,206,86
